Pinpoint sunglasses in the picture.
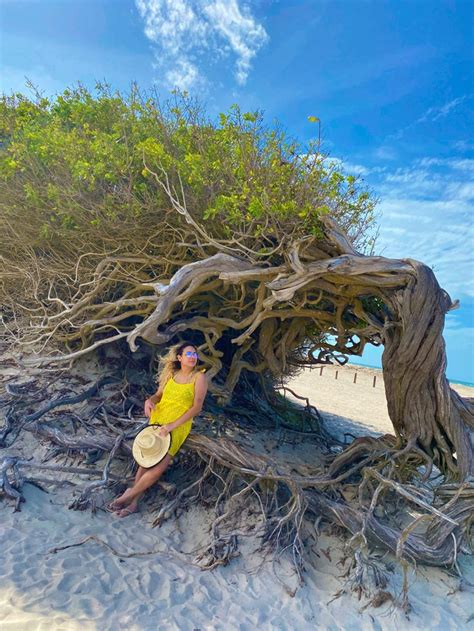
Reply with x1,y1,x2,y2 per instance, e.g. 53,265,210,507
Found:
184,351,198,358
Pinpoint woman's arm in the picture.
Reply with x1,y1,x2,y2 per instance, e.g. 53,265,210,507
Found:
144,384,164,417
149,385,164,406
159,373,208,433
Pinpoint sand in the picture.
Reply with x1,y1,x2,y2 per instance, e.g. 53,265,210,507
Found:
284,363,474,440
1,362,473,630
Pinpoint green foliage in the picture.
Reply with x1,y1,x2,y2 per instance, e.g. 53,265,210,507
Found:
0,84,377,261
360,295,386,317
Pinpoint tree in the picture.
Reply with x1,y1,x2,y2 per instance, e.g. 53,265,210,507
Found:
1,86,472,596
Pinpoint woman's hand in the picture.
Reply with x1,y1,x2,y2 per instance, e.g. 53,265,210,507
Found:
144,398,155,418
156,425,171,438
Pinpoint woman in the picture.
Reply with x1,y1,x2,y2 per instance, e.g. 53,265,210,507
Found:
108,342,207,517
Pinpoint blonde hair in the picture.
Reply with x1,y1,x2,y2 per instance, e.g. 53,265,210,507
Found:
157,342,198,389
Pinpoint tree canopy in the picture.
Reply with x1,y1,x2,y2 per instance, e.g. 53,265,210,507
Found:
0,85,376,251
0,85,377,386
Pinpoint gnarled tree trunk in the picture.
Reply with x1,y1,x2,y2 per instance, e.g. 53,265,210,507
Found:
382,261,474,479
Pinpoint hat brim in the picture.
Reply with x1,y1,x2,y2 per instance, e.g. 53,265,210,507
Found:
132,426,171,468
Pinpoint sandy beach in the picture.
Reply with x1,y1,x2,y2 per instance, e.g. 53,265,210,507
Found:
285,363,474,440
1,362,473,631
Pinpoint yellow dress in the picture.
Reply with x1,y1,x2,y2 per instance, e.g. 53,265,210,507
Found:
149,374,198,457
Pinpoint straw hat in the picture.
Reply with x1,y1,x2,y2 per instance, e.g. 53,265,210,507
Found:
132,426,171,468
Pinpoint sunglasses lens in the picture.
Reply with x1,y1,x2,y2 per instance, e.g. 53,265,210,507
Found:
185,351,197,357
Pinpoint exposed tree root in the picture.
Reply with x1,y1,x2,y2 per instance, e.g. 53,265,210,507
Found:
1,369,472,603
47,534,196,567
0,375,120,448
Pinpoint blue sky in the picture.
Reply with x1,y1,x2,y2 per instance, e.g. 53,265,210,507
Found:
1,0,473,382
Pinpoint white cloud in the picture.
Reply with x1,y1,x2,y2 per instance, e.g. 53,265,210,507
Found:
445,181,474,202
384,167,433,196
340,161,369,176
416,96,470,124
453,140,474,152
388,94,471,141
324,157,369,175
418,157,474,173
379,159,474,205
135,0,268,90
204,1,268,85
381,226,408,236
164,59,200,92
373,145,398,161
444,316,474,336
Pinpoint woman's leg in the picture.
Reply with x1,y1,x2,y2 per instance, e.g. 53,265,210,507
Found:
109,465,147,512
110,454,172,512
115,466,147,516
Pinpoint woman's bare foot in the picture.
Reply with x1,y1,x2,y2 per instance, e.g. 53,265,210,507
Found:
115,502,139,518
107,489,134,512
107,500,123,512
